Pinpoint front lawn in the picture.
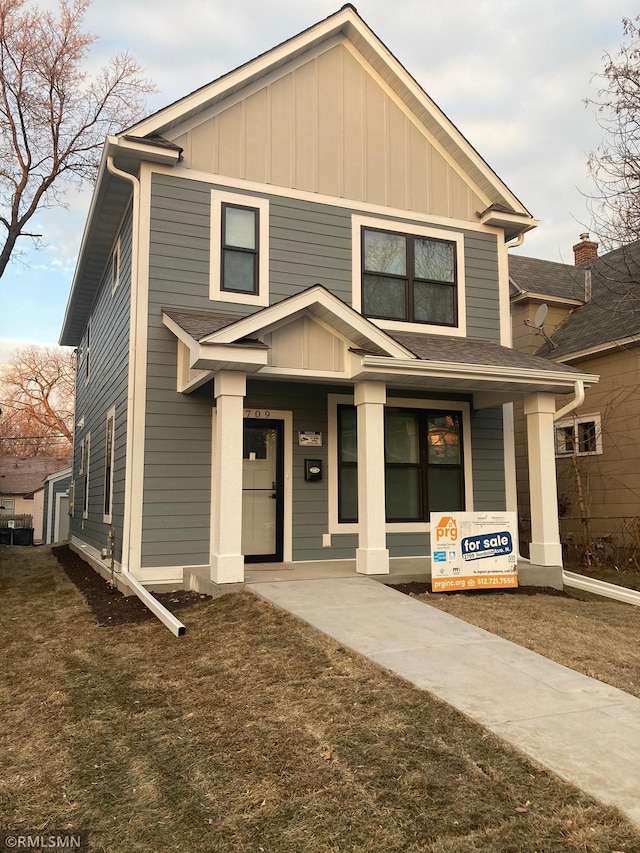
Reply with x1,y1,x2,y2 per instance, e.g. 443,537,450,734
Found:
1,546,639,852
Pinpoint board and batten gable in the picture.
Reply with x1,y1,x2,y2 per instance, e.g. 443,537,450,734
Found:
172,41,487,223
71,208,132,562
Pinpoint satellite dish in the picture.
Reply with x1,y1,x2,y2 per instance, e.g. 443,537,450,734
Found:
533,303,548,329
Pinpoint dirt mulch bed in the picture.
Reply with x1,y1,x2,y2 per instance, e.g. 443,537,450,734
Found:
51,544,210,627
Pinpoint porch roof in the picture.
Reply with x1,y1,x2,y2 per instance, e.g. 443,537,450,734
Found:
161,288,597,404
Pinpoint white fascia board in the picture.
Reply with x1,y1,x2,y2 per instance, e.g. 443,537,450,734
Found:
359,355,599,389
162,313,201,363
555,335,640,364
510,291,583,308
193,344,268,371
202,286,416,359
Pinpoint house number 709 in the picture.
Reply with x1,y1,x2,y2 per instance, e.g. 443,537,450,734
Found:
245,409,271,419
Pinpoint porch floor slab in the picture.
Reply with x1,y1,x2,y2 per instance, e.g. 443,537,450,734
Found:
247,575,640,827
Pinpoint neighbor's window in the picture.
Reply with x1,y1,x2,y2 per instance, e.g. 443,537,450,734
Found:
103,410,115,522
337,405,464,523
361,227,457,326
0,499,15,516
555,414,602,457
221,203,258,294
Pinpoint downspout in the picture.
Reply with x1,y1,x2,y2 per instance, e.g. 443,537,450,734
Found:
106,154,139,577
105,155,185,637
554,379,585,423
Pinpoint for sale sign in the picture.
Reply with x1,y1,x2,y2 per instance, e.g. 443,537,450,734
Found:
430,511,518,592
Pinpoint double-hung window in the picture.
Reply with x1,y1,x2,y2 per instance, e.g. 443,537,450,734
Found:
210,191,269,306
103,409,115,523
361,227,457,326
221,203,258,294
337,405,464,523
80,433,90,519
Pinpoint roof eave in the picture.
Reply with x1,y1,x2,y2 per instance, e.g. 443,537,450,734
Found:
60,136,181,346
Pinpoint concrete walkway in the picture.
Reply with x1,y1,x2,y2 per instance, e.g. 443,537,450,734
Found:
248,576,640,826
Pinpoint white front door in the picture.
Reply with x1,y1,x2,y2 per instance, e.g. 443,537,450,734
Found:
242,420,284,561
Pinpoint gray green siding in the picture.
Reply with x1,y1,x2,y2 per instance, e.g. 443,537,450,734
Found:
71,208,132,560
142,172,505,568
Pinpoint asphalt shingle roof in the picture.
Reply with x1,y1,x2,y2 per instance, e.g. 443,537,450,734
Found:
511,241,640,360
509,254,587,302
0,456,72,497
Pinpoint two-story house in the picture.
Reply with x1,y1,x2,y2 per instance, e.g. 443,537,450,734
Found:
511,235,640,560
60,6,595,590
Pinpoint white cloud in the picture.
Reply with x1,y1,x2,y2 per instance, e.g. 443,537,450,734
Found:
3,0,636,343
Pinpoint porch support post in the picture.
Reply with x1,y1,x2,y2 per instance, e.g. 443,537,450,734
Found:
524,392,563,566
211,370,246,584
354,380,389,575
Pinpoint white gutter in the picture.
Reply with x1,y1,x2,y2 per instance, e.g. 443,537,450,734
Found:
106,155,139,579
121,569,186,636
553,379,585,422
563,571,640,607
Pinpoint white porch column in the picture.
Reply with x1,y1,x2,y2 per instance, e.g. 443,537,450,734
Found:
354,380,389,575
211,371,246,583
524,392,563,566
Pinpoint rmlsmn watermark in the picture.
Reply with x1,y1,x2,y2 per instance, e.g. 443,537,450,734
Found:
0,832,89,851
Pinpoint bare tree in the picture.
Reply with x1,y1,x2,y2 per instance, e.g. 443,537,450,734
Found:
0,345,74,456
587,16,640,248
0,0,155,278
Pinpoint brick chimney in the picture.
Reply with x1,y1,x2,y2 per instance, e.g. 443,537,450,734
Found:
573,233,598,265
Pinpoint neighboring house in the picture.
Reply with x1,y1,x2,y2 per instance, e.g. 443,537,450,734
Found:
0,456,72,542
510,235,640,532
60,6,595,589
42,467,73,544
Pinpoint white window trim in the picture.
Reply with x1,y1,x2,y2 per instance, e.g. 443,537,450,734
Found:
103,407,116,524
82,432,90,519
85,318,91,385
110,237,121,295
0,499,15,515
555,413,603,457
327,393,473,534
209,190,269,307
351,214,467,337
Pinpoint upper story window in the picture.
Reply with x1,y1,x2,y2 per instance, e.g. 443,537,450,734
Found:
210,190,269,307
555,414,602,457
222,204,258,294
362,228,457,326
351,214,466,336
110,237,121,295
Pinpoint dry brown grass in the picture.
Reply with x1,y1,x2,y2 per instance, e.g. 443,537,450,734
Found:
412,585,640,700
1,546,640,853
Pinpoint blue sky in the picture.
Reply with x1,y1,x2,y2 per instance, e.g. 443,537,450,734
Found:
0,0,633,362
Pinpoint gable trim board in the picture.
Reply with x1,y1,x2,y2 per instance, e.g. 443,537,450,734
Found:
126,6,533,222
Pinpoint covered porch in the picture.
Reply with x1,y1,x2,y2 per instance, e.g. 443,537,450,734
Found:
162,286,598,588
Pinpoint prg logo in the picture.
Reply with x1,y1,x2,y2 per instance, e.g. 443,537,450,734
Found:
435,516,458,542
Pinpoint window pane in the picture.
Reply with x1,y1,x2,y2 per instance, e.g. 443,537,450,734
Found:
339,407,358,462
223,249,256,292
578,421,596,453
556,426,574,454
414,238,454,282
428,467,463,512
339,466,358,522
413,281,455,325
225,206,256,249
363,275,406,318
386,467,421,520
363,230,406,275
385,411,419,463
428,414,461,464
